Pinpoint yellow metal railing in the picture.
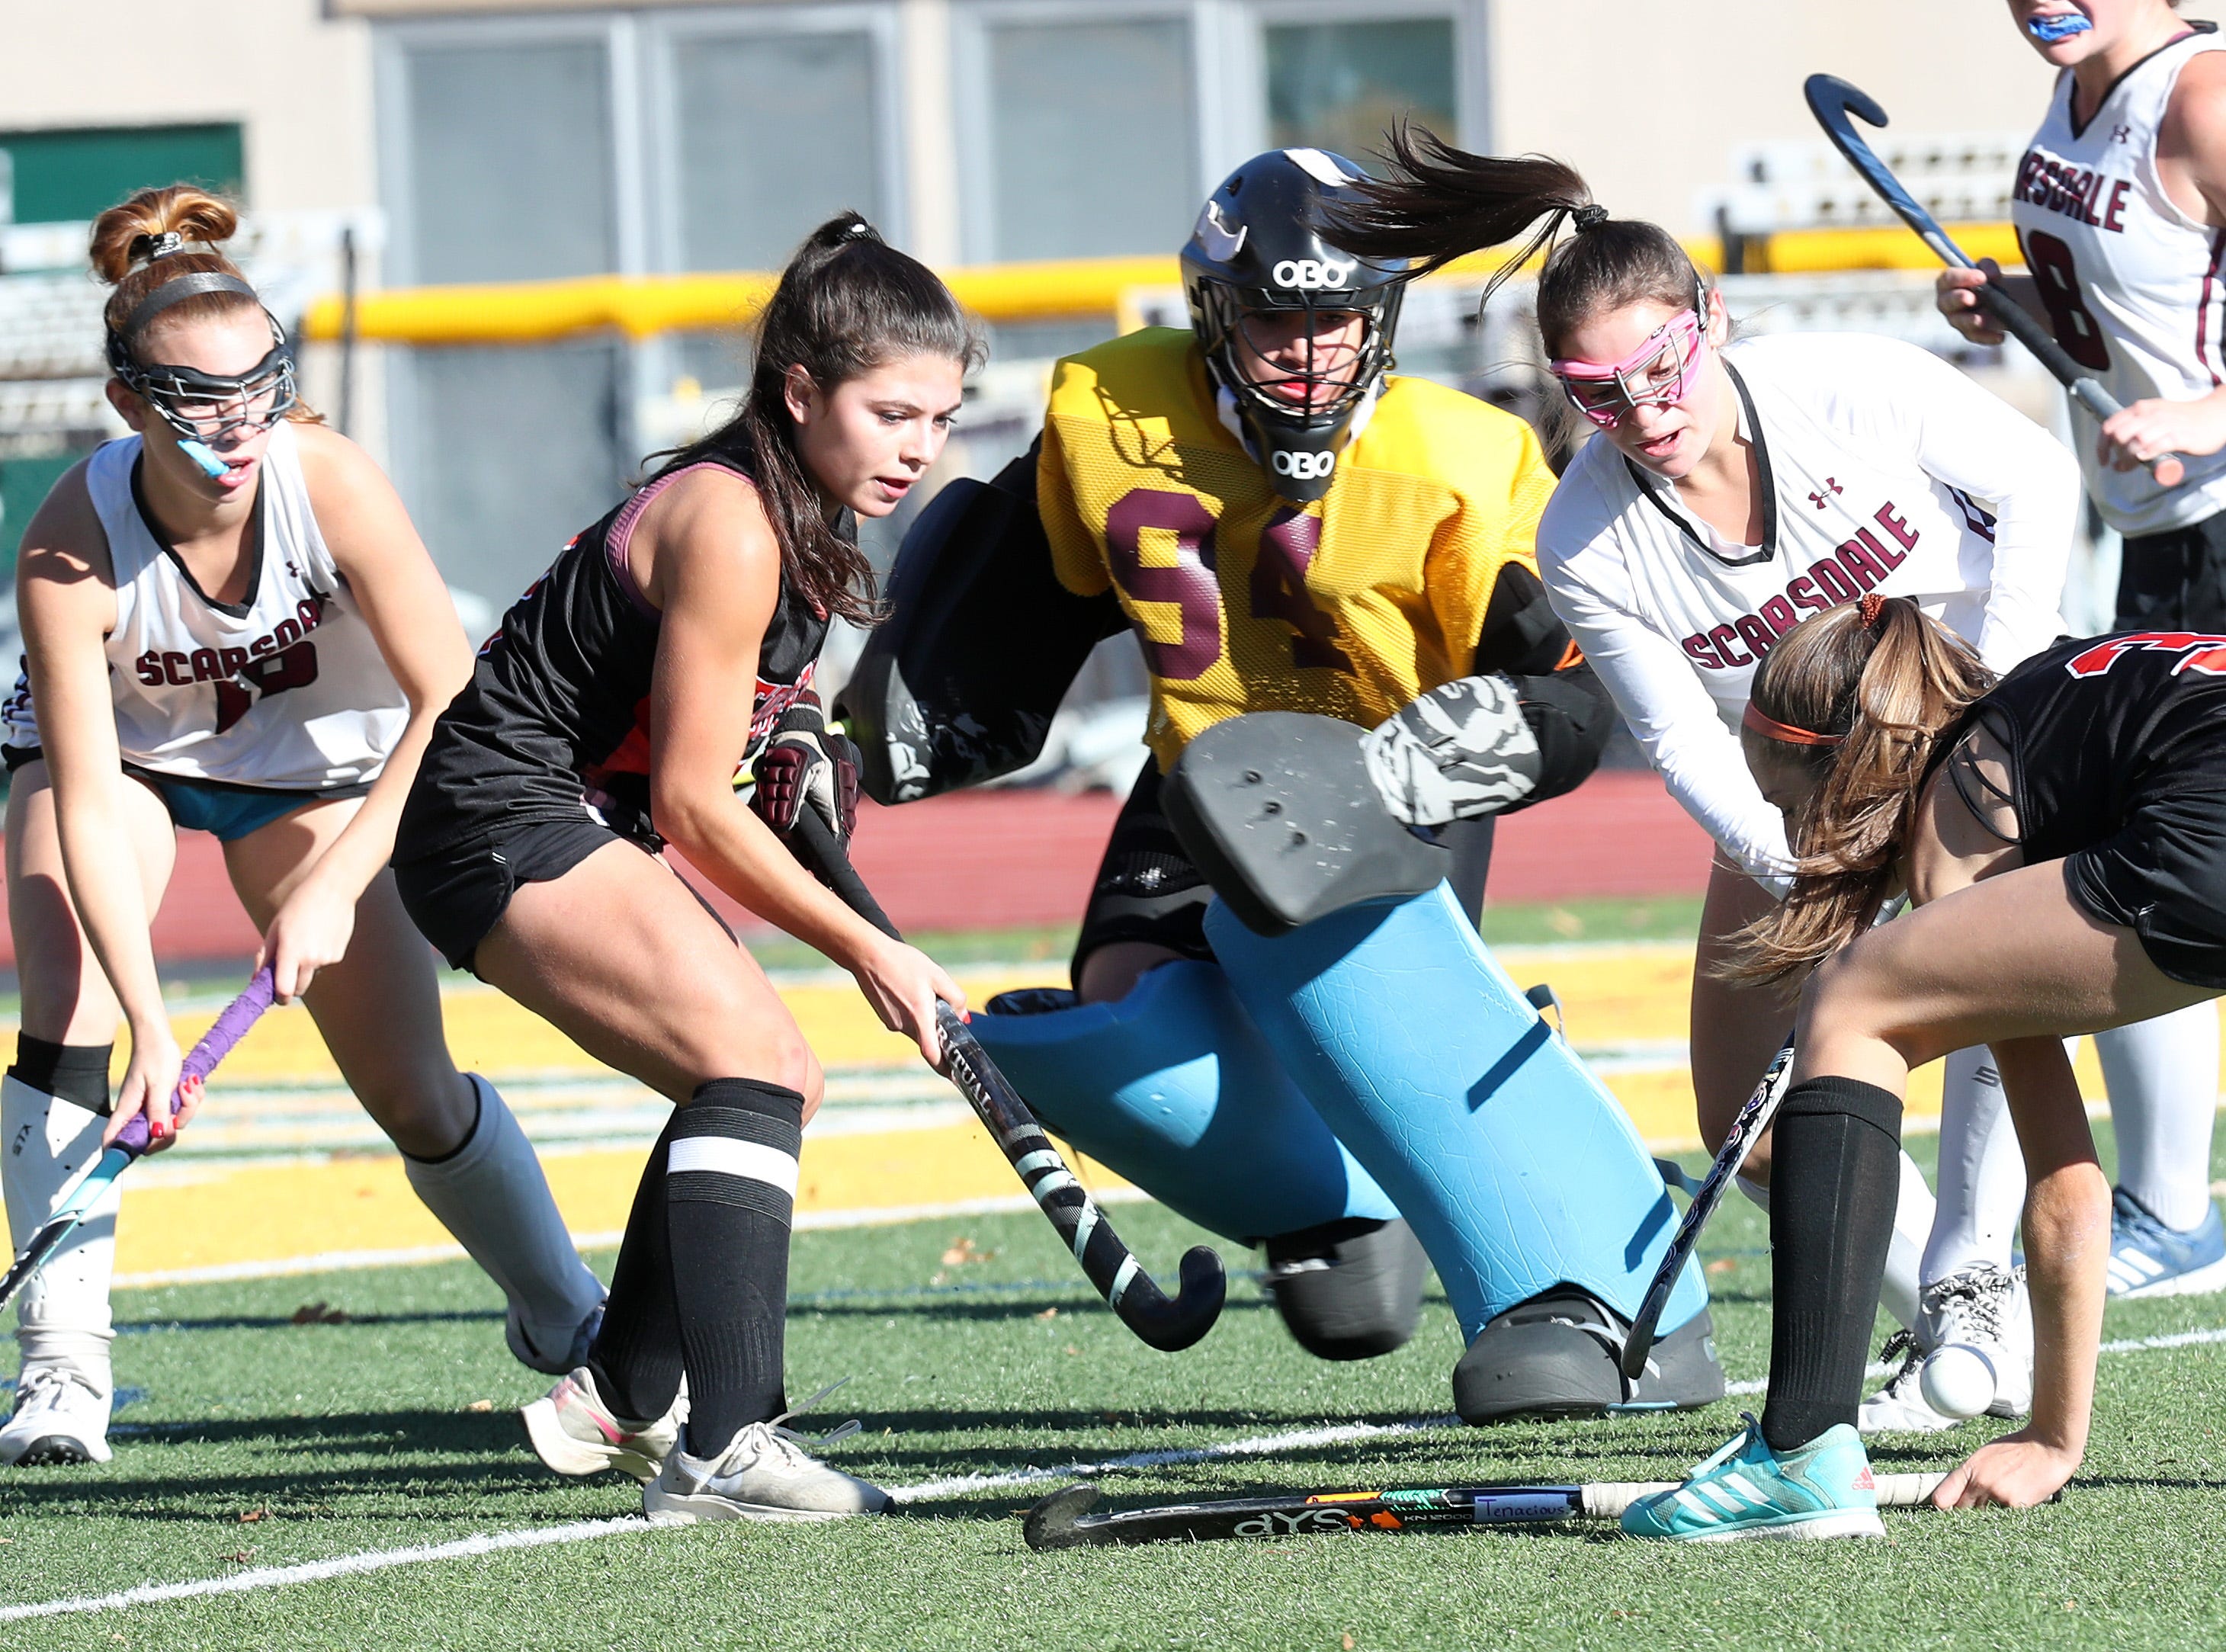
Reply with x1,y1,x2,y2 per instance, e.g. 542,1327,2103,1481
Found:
300,225,2023,348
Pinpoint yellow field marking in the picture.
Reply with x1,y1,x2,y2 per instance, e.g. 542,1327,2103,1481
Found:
72,948,2165,1275
114,1119,1127,1277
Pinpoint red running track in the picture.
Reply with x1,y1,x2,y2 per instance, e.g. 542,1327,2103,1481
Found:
0,769,1711,967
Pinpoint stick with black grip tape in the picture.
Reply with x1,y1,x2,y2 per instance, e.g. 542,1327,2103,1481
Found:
1619,1030,1796,1384
0,967,275,1318
787,808,1226,1352
1022,1470,1956,1548
1805,73,2186,487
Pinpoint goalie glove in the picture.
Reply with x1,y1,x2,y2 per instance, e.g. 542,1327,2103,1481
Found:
1361,674,1542,827
749,693,861,845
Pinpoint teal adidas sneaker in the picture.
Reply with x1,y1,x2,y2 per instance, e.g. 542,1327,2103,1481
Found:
1620,1413,1884,1541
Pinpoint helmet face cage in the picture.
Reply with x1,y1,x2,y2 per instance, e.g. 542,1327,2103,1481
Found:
1197,281,1400,433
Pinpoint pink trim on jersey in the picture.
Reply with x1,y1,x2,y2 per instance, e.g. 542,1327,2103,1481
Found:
2201,229,2226,388
601,461,755,617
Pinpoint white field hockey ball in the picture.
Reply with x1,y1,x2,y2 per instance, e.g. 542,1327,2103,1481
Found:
1919,1343,1997,1420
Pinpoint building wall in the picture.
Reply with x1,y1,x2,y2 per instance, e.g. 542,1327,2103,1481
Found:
0,0,376,215
1493,2,2107,235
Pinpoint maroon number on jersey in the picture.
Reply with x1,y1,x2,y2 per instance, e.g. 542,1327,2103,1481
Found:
1104,489,1223,682
1251,508,1352,671
213,640,321,735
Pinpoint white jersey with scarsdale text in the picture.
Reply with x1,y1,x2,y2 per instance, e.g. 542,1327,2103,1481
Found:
0,421,405,788
2015,25,2226,536
1538,332,2078,885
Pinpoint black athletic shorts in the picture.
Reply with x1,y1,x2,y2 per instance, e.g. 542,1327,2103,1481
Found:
1071,761,1496,983
2061,791,2226,988
2117,508,2226,630
393,815,640,975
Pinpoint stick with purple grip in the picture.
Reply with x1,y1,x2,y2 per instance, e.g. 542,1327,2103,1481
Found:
0,967,274,1317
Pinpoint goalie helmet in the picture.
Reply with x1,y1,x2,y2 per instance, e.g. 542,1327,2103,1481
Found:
1181,148,1410,502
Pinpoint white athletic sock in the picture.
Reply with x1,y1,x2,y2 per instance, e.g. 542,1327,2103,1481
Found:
1736,1174,1769,1213
2,1075,117,1387
1880,1148,1933,1331
2096,1005,2221,1232
1922,1046,2026,1282
401,1075,603,1352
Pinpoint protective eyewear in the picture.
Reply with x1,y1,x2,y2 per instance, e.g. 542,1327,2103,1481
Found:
123,343,300,444
1548,306,1708,429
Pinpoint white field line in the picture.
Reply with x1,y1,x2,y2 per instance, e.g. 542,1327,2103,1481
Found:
0,1519,653,1623
9,1320,2226,1623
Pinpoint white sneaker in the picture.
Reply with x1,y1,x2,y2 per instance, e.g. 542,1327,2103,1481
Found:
644,1388,889,1525
0,1362,114,1465
1856,1331,1959,1434
522,1365,685,1484
1921,1263,2032,1421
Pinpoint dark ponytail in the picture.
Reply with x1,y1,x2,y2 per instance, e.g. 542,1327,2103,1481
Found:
648,212,983,625
1326,123,1708,357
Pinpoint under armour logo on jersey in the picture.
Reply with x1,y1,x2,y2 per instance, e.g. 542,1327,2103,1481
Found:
2112,123,2132,144
1807,478,1843,510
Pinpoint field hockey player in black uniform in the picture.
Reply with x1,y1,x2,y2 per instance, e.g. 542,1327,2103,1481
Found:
392,215,976,1523
1624,596,2226,1539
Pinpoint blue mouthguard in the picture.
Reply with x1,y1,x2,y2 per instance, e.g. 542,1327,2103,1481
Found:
2027,11,2093,42
178,440,230,480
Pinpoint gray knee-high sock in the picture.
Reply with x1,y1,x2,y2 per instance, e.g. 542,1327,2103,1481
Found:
402,1075,603,1358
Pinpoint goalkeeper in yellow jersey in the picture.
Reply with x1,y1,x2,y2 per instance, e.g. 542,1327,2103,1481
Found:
842,149,1722,1421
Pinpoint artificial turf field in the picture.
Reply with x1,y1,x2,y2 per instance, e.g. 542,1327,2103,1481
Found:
3,913,2225,1647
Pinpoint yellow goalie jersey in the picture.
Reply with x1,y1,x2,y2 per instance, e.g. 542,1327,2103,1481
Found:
1039,327,1557,769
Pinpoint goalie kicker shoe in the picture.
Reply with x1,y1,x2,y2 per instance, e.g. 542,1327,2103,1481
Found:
2106,1188,2226,1299
1262,1217,1429,1360
522,1365,685,1484
1619,1414,1884,1542
643,1388,890,1525
0,1358,114,1466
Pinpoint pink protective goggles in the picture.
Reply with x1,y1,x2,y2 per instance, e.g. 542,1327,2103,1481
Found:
1548,307,1708,428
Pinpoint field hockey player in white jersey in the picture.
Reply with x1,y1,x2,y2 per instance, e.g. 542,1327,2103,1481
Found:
1936,0,2226,1303
0,187,604,1467
1330,127,2196,1433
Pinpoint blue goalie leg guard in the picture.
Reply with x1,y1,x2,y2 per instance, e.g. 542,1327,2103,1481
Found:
965,961,1397,1246
1207,885,1715,1404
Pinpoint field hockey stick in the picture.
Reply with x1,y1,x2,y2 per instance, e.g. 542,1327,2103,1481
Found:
1618,1030,1796,1382
1804,73,2186,486
787,807,1227,1352
0,967,274,1318
1023,1468,1952,1548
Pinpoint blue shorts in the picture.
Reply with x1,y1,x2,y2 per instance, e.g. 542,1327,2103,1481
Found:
3,746,370,843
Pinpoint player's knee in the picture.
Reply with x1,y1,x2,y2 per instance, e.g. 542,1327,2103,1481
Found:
364,1067,477,1159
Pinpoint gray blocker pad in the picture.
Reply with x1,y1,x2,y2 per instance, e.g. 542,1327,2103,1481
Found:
1162,711,1451,936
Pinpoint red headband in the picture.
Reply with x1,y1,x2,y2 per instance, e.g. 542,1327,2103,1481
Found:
1743,702,1843,748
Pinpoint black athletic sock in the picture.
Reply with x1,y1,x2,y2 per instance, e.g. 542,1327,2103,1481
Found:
585,1110,686,1423
8,1035,115,1113
1760,1076,1904,1455
666,1079,803,1455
